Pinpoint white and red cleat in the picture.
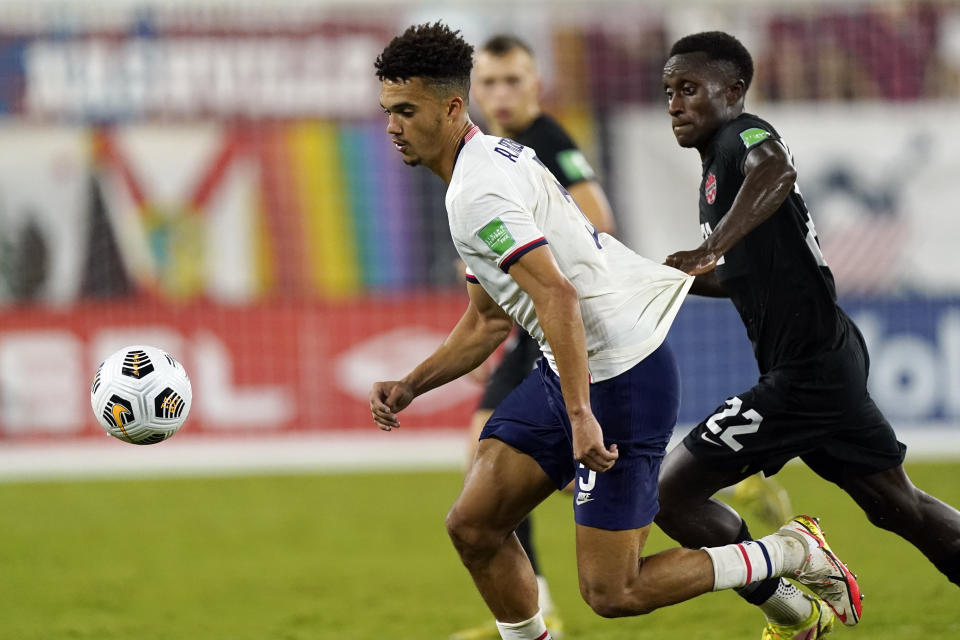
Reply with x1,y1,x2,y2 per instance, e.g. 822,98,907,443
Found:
776,515,863,626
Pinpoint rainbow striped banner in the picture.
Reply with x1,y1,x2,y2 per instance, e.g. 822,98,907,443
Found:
259,120,420,298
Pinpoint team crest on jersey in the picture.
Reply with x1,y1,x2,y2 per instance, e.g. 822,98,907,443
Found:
705,173,717,205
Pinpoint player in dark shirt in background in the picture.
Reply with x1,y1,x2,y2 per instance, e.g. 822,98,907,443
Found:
657,31,960,640
450,34,615,640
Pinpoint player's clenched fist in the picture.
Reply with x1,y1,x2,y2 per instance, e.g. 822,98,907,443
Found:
570,412,618,473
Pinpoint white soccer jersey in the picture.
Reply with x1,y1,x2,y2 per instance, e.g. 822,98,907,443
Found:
446,125,693,382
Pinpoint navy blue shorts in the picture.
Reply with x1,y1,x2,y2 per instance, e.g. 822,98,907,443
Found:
479,343,680,531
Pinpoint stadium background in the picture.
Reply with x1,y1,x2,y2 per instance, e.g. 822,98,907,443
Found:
2,0,959,473
1,2,959,639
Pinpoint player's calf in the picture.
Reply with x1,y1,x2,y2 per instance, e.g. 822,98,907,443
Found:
855,482,926,534
843,464,960,585
575,539,715,618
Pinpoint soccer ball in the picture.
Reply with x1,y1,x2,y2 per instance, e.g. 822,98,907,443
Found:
90,345,193,445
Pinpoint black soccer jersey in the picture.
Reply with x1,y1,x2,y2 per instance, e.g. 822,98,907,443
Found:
699,113,843,373
513,114,595,189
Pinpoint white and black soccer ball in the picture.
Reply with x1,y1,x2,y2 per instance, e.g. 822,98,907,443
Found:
90,345,193,445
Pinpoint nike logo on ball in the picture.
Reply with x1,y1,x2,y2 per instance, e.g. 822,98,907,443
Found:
112,404,131,436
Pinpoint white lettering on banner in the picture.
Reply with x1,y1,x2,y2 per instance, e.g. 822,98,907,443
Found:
855,312,960,420
24,36,382,119
873,336,938,418
943,311,960,417
90,328,185,366
335,327,479,414
0,329,294,436
0,332,84,434
191,331,293,428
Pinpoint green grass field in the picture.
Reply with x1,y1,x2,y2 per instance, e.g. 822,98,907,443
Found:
1,460,958,639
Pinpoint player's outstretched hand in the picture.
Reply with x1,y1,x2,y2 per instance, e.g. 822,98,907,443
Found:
369,380,415,431
571,412,618,473
664,247,720,275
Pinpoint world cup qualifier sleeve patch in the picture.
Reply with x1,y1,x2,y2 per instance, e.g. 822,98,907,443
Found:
478,218,516,256
556,149,596,183
739,127,772,149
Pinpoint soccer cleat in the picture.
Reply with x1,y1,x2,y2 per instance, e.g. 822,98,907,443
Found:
777,516,863,626
761,595,835,639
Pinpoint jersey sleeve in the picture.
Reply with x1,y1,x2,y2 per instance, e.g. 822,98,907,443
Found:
717,117,781,175
525,119,596,188
452,191,548,273
464,265,479,283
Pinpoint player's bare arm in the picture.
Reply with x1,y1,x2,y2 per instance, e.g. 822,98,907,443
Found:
665,141,796,275
369,284,512,430
567,180,616,235
688,270,727,297
507,244,618,473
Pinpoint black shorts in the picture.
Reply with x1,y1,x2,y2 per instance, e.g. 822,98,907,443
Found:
683,317,906,483
478,328,542,410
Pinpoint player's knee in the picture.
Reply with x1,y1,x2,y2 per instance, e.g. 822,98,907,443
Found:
653,494,691,539
656,465,702,520
445,506,501,564
656,468,682,506
578,578,654,618
653,503,681,533
579,585,624,618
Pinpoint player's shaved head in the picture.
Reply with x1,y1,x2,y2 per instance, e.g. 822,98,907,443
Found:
480,34,534,58
375,21,474,101
668,31,754,91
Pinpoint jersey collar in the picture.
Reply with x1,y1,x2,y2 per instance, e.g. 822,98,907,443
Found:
452,124,481,173
702,113,752,166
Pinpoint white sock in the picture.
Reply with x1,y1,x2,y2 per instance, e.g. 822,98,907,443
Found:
760,581,814,625
704,533,805,591
496,610,553,640
759,529,807,571
536,576,554,616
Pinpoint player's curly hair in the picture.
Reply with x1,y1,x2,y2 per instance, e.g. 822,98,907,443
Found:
375,22,474,99
669,31,754,90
